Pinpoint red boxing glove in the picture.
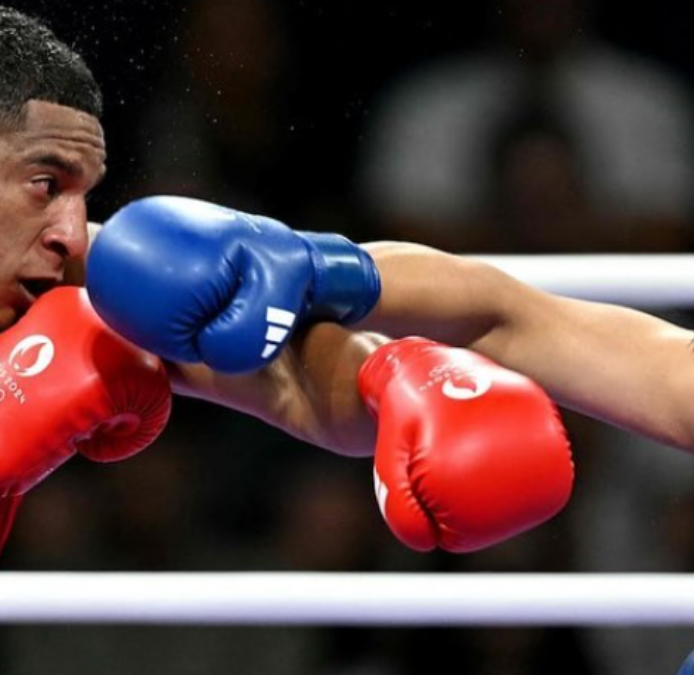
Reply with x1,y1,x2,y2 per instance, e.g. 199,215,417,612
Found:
0,286,172,501
358,337,574,553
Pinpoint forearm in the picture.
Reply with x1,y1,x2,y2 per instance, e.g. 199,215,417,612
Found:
484,290,694,450
167,324,386,457
286,324,388,455
359,242,506,346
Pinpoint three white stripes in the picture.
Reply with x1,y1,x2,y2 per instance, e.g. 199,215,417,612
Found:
261,306,297,359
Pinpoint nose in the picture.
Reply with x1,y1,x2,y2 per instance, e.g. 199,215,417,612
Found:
41,197,90,260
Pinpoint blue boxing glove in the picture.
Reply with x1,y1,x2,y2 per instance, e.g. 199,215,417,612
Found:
86,196,380,373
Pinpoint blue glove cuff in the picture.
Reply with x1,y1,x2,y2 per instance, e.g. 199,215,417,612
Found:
298,232,381,324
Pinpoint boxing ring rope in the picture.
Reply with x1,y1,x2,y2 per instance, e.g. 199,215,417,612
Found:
2,573,694,625
5,254,694,627
474,254,694,306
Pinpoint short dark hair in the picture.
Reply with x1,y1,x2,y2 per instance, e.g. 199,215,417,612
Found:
0,6,102,129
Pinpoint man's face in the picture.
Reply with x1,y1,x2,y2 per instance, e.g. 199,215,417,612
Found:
0,99,106,331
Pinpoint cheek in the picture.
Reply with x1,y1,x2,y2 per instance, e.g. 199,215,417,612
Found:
0,262,20,331
0,212,42,296
0,220,34,259
0,193,37,246
0,246,14,319
0,223,17,273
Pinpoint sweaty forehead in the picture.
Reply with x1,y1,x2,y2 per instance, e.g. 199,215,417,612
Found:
15,99,106,167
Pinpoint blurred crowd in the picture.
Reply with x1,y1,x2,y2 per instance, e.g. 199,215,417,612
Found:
3,0,694,673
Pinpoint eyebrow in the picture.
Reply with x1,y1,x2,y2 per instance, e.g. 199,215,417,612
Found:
25,152,84,177
24,151,107,189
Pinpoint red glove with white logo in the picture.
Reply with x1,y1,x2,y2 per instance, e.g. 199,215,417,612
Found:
358,337,574,553
0,287,171,550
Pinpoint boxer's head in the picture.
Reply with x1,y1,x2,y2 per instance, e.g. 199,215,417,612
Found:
0,7,106,331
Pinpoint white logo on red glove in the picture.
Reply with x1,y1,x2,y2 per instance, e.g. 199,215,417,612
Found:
441,369,492,400
373,467,388,519
8,335,55,377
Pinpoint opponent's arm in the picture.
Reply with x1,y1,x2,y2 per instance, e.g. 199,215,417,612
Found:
166,323,386,457
362,242,694,451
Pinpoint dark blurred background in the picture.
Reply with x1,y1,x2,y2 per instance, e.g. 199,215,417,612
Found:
3,0,694,673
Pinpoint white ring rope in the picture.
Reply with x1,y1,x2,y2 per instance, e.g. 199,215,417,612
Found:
473,254,694,307
1,573,694,625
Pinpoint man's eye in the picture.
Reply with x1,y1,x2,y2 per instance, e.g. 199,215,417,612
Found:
32,177,58,197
